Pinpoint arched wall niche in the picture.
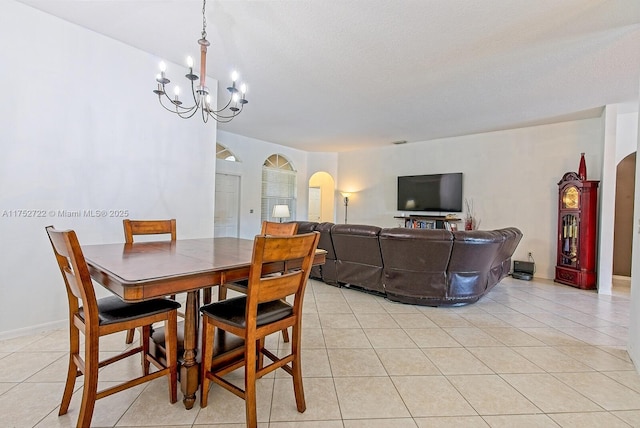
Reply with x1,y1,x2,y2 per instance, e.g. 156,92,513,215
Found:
309,171,335,223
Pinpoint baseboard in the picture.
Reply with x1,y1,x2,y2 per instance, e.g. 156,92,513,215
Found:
613,275,631,288
0,319,67,341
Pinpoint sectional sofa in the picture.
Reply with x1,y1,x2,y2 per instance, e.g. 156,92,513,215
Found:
291,221,522,306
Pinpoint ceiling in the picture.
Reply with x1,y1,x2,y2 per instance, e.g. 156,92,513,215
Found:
15,0,640,152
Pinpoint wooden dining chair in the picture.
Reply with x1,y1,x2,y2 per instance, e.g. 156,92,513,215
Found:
258,220,299,236
199,231,320,428
123,218,176,243
45,226,179,428
217,220,299,342
123,219,178,344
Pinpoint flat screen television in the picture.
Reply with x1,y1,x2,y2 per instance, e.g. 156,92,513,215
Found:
397,173,463,212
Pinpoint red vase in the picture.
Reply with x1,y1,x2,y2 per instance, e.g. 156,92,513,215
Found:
578,153,587,180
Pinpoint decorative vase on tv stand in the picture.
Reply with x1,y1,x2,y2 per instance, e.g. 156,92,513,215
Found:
464,198,475,230
578,152,587,180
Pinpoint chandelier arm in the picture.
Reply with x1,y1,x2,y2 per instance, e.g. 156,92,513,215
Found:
201,106,208,123
189,80,200,106
177,107,203,119
207,104,243,120
159,86,202,114
155,71,202,116
157,96,187,114
158,94,203,120
159,91,196,113
205,89,248,116
173,100,203,119
209,95,234,114
206,112,235,123
157,102,178,114
158,100,195,119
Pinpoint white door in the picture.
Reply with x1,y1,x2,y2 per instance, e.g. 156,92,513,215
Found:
214,174,240,237
308,187,321,222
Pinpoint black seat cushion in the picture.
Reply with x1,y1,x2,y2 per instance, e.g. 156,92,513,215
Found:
150,320,245,366
78,295,181,326
200,296,293,329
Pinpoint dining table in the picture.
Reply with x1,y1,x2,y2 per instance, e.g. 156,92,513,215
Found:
82,236,326,409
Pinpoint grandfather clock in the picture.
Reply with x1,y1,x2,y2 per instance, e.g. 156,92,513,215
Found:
554,171,599,289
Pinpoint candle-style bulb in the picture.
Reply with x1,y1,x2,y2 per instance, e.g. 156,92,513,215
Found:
159,61,167,72
174,86,180,96
232,93,239,102
240,83,247,94
231,70,239,82
187,56,193,68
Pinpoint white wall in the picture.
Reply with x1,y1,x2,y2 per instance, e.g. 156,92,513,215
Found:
598,104,640,294
598,105,619,295
216,130,338,239
628,80,640,371
617,108,640,162
0,2,216,338
337,118,604,280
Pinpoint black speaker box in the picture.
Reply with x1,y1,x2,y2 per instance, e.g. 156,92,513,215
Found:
512,260,534,280
513,260,535,275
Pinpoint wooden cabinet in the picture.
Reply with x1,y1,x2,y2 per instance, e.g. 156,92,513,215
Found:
394,215,461,230
554,172,599,289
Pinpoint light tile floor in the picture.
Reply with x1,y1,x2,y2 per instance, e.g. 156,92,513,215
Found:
2,277,639,427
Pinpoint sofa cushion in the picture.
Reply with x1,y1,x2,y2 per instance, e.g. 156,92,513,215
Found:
379,228,453,303
447,230,505,301
488,227,523,286
331,224,384,293
290,221,318,234
314,222,338,284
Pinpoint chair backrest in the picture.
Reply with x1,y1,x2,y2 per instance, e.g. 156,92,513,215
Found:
123,219,176,243
45,226,99,325
246,232,320,317
261,221,298,236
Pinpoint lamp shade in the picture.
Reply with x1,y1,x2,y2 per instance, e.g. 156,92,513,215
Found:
272,204,290,219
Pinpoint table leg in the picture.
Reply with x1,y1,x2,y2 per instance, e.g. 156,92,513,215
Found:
180,290,199,409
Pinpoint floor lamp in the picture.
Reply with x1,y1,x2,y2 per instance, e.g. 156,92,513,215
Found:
272,204,290,223
340,192,351,224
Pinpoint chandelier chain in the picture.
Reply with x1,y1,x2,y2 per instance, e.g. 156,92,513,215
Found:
201,0,207,39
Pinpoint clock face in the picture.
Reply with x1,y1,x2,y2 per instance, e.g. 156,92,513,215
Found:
562,186,579,209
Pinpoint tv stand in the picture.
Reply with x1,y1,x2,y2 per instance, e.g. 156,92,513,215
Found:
394,215,461,230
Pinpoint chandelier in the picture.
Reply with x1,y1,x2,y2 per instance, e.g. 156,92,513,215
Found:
153,0,248,123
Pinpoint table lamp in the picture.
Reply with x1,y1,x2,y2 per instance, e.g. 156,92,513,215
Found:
272,204,290,223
